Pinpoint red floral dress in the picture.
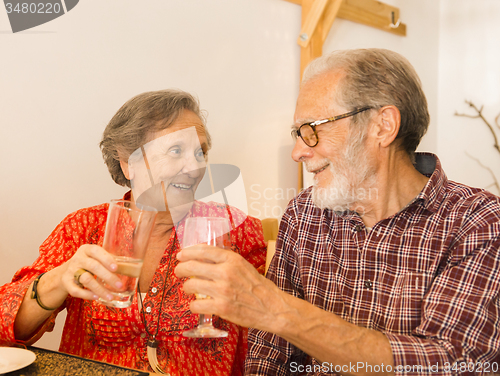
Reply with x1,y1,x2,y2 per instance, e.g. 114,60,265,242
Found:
0,196,266,375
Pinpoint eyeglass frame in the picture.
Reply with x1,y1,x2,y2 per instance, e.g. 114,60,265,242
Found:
291,106,372,147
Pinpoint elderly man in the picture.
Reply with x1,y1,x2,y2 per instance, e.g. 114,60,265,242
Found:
175,49,500,375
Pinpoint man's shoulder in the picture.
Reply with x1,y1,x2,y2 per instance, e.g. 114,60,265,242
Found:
286,187,315,211
445,180,500,210
282,187,325,223
440,180,500,227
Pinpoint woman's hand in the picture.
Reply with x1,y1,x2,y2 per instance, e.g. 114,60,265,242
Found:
14,244,124,341
57,244,123,302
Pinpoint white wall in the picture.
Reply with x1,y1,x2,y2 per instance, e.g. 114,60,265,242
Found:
1,0,441,351
438,0,500,195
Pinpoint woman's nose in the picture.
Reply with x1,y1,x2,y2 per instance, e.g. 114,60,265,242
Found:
291,137,313,162
182,154,205,177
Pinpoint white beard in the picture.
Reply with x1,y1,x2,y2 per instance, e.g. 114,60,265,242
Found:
308,131,377,214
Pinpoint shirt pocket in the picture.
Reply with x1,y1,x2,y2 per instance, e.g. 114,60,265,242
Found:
86,300,141,348
386,272,433,334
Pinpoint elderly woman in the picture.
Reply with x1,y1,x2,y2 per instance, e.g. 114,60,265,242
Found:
0,90,266,375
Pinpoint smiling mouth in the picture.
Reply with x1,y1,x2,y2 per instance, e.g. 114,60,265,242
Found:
170,183,193,191
311,164,329,174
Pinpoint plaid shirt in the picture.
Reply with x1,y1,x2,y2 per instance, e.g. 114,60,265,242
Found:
246,153,500,376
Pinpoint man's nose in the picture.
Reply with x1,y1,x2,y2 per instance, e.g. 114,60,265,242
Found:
291,138,313,162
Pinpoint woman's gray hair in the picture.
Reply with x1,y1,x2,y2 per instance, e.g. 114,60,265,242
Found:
100,89,211,188
302,48,429,157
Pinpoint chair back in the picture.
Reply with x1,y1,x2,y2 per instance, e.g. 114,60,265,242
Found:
261,218,279,275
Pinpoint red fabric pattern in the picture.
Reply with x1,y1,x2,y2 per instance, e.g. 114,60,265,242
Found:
0,198,266,375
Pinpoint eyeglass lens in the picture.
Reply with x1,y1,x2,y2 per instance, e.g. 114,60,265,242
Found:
299,124,317,146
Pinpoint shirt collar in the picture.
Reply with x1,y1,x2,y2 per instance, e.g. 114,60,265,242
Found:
325,152,448,221
123,190,132,201
410,152,448,213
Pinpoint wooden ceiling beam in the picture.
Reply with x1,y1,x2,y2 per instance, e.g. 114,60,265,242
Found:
337,0,406,37
321,0,344,42
297,0,329,48
284,0,406,40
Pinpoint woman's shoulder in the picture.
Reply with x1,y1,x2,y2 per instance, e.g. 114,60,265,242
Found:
44,202,110,247
59,202,110,227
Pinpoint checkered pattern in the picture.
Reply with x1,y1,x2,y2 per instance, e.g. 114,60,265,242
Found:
245,153,500,375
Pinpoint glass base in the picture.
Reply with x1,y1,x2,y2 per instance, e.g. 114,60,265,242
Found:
183,325,228,338
98,291,133,308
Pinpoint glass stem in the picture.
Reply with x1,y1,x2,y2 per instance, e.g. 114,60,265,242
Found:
199,314,213,327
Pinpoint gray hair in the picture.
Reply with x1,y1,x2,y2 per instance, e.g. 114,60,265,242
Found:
302,48,429,157
100,89,211,188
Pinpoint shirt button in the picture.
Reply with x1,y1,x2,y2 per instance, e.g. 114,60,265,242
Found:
146,307,152,313
151,287,157,293
140,333,146,339
364,280,373,289
355,225,363,232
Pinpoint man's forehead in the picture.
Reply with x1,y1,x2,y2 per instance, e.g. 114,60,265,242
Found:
294,71,346,120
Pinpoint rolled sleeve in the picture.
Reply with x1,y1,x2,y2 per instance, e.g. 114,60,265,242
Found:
0,272,60,346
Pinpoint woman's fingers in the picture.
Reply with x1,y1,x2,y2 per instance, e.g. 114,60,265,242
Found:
82,244,118,273
80,246,123,289
63,270,99,300
74,269,115,301
62,245,123,301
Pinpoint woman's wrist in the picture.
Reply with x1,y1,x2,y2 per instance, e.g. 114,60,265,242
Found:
31,273,58,310
33,266,68,310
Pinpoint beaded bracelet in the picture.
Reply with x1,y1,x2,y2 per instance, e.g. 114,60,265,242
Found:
31,273,57,311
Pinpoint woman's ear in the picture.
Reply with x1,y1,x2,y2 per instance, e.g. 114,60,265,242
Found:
120,160,134,180
376,105,401,148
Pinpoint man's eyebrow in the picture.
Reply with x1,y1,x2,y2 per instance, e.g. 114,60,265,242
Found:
291,118,315,130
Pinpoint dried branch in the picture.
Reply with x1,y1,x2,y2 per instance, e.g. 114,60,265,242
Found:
465,151,500,194
496,112,500,131
455,100,500,153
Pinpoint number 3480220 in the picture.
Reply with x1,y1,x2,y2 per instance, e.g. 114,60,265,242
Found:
5,3,62,14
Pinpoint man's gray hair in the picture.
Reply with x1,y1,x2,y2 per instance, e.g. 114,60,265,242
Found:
302,48,429,157
100,89,211,188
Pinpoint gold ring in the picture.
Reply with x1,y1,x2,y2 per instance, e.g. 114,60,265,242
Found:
74,268,90,287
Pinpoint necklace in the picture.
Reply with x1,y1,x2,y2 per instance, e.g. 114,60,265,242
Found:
138,231,177,375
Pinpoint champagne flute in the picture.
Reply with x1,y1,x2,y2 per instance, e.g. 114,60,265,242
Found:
182,216,231,338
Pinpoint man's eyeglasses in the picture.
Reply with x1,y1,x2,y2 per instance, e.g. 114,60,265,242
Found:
291,106,372,147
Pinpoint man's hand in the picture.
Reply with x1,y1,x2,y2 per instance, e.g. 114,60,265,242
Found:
175,245,288,333
176,245,395,376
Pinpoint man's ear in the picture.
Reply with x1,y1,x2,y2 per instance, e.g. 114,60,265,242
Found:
120,160,133,180
375,105,401,148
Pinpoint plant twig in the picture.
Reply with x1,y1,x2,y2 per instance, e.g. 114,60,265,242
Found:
455,100,500,153
465,151,500,193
